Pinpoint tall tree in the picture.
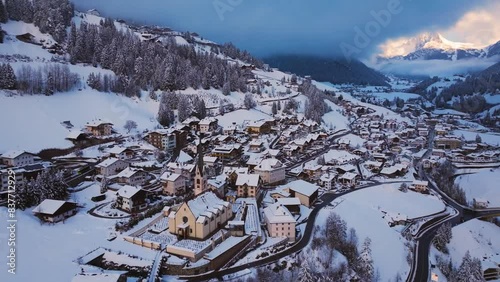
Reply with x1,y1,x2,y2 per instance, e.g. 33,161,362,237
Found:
356,237,374,281
177,94,191,122
222,81,231,96
271,101,278,115
244,93,256,109
0,1,8,23
196,99,207,119
0,63,17,89
157,93,175,126
453,251,485,282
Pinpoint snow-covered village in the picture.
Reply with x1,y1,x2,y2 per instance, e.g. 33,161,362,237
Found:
0,1,500,282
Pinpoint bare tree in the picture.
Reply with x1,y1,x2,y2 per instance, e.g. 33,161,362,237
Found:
124,120,138,133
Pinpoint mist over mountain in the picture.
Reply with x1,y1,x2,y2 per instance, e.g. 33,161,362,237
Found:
264,55,390,86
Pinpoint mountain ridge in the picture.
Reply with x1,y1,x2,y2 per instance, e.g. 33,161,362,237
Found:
264,55,390,86
378,33,500,62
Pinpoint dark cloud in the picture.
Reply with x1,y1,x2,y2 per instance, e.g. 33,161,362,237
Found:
70,0,492,59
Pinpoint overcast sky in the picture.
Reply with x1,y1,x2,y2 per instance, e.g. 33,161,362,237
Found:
70,0,499,59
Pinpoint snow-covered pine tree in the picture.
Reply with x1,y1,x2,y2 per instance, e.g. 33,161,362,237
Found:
298,258,316,282
197,99,207,119
219,100,225,115
475,134,482,143
222,81,231,96
100,177,108,194
272,101,278,115
87,72,102,91
244,93,256,109
113,50,126,75
453,251,485,282
149,89,157,101
0,64,14,89
5,0,21,21
3,63,17,89
356,237,374,281
201,68,211,90
177,94,191,123
157,93,175,126
44,71,55,95
0,1,8,23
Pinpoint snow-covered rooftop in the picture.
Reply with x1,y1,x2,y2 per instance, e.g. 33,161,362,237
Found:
286,180,319,197
235,174,260,187
255,158,283,171
186,191,230,219
116,167,143,178
32,199,76,215
96,158,124,168
1,150,31,159
339,172,358,180
160,172,183,182
276,197,301,206
263,203,295,224
116,185,142,198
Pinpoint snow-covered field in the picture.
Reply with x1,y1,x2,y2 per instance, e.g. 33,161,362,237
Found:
455,168,500,207
0,20,56,60
0,90,159,154
484,94,500,105
314,82,413,124
322,100,350,130
323,183,445,281
367,92,421,102
454,129,500,146
447,219,500,277
0,184,157,282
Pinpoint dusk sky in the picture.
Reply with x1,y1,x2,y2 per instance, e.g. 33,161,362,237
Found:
70,0,500,59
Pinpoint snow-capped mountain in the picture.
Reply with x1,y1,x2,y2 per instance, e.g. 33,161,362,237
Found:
378,32,500,62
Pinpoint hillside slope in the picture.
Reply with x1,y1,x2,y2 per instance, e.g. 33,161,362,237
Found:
264,55,390,86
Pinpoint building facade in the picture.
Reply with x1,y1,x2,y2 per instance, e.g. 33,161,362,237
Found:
168,191,232,240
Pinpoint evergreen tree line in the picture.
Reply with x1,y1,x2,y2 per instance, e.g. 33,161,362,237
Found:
66,18,258,94
406,76,440,100
433,222,452,253
301,79,331,123
17,64,80,95
0,1,8,44
0,1,8,23
86,72,140,98
436,251,485,282
4,0,73,42
157,91,208,126
16,168,69,210
309,213,377,281
432,160,467,205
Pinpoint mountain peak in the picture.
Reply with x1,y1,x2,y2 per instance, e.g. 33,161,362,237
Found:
378,31,497,61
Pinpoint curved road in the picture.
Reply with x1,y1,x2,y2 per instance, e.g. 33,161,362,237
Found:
177,125,499,282
407,127,500,282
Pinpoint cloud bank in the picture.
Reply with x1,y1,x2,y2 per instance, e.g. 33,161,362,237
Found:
372,57,499,77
